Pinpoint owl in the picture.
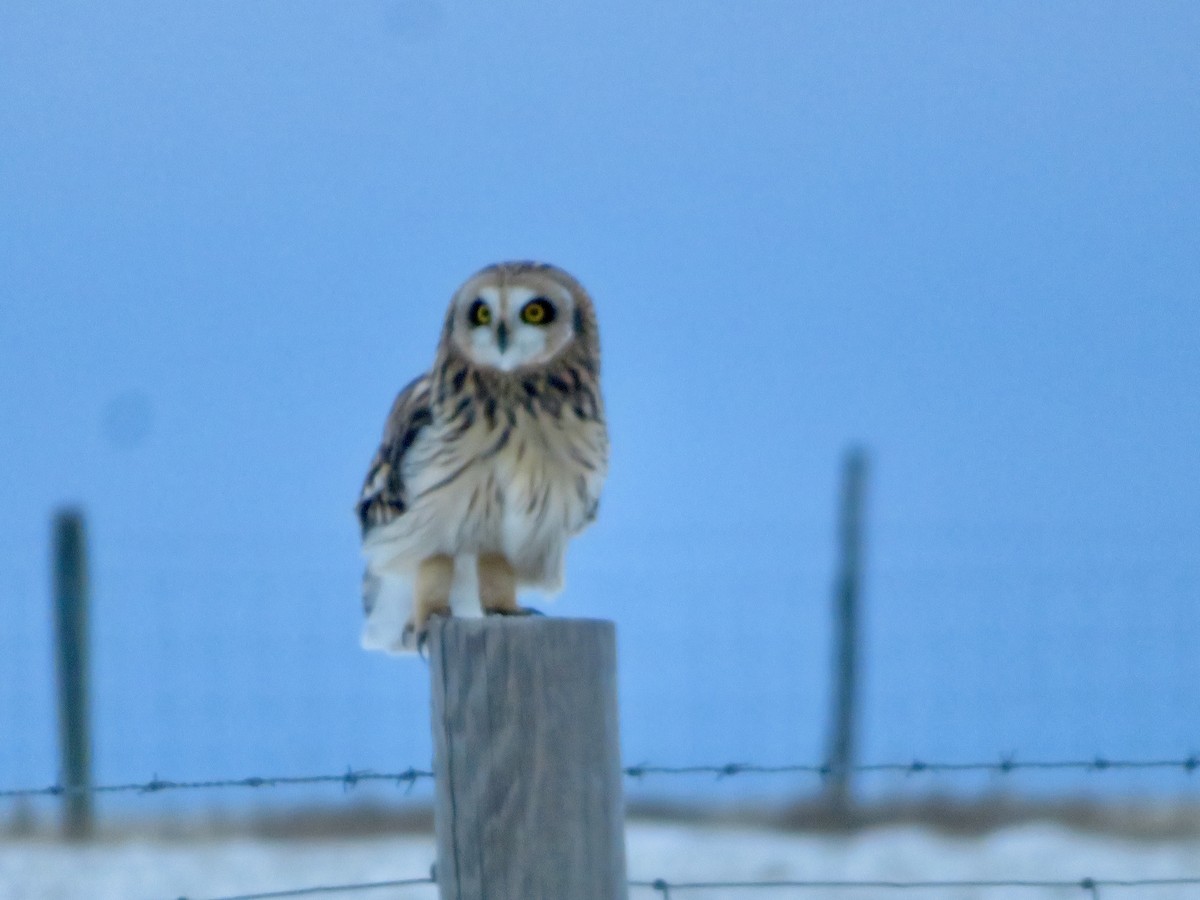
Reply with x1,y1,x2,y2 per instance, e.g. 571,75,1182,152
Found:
356,262,608,653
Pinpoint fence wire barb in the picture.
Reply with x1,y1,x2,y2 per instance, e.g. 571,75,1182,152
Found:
5,754,1199,801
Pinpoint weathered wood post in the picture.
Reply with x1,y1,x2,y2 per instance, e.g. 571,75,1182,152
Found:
429,617,627,900
52,508,94,839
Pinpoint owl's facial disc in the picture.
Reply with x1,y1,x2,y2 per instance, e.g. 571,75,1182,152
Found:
453,281,575,372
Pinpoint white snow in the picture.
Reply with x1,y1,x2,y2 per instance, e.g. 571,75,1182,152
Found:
2,822,1199,900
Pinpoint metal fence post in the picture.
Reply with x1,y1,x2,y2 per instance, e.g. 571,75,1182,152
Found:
824,447,868,817
52,508,94,839
429,617,628,900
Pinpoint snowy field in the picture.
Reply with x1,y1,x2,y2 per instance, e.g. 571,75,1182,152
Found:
3,821,1200,900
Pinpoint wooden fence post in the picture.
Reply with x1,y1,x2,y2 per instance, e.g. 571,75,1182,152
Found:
824,447,868,818
52,508,94,839
429,617,627,900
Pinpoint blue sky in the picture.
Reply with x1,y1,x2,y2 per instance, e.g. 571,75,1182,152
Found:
2,2,1198,806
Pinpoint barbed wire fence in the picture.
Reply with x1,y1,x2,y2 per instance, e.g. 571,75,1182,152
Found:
5,756,1200,898
9,505,1200,897
5,754,1200,801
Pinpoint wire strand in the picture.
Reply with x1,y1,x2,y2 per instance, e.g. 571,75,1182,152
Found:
188,876,436,899
623,755,1200,779
186,874,1200,900
0,768,434,800
6,755,1198,800
630,876,1200,894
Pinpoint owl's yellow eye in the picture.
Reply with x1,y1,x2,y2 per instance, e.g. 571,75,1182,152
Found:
520,298,556,326
468,299,492,327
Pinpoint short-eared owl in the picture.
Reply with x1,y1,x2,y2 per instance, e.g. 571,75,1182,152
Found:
357,262,608,652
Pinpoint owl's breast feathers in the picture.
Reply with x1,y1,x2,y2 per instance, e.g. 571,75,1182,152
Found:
357,345,607,564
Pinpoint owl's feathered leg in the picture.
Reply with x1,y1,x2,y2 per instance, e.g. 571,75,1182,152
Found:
478,553,521,614
360,571,415,654
405,554,454,645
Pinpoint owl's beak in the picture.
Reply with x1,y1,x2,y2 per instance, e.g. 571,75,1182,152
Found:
496,322,509,354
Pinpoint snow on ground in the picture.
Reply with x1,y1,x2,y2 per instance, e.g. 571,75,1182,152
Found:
2,822,1199,900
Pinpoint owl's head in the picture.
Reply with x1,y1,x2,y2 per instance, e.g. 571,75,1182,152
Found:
445,262,595,373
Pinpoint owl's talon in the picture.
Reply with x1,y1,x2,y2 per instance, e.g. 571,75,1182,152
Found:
401,621,420,650
407,606,451,658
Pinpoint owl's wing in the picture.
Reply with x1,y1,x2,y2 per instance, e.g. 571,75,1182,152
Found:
357,374,434,536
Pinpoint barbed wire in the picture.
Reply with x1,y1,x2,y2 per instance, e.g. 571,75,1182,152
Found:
183,874,1200,900
630,876,1200,896
185,875,436,899
622,755,1200,780
0,767,434,800
5,754,1198,801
